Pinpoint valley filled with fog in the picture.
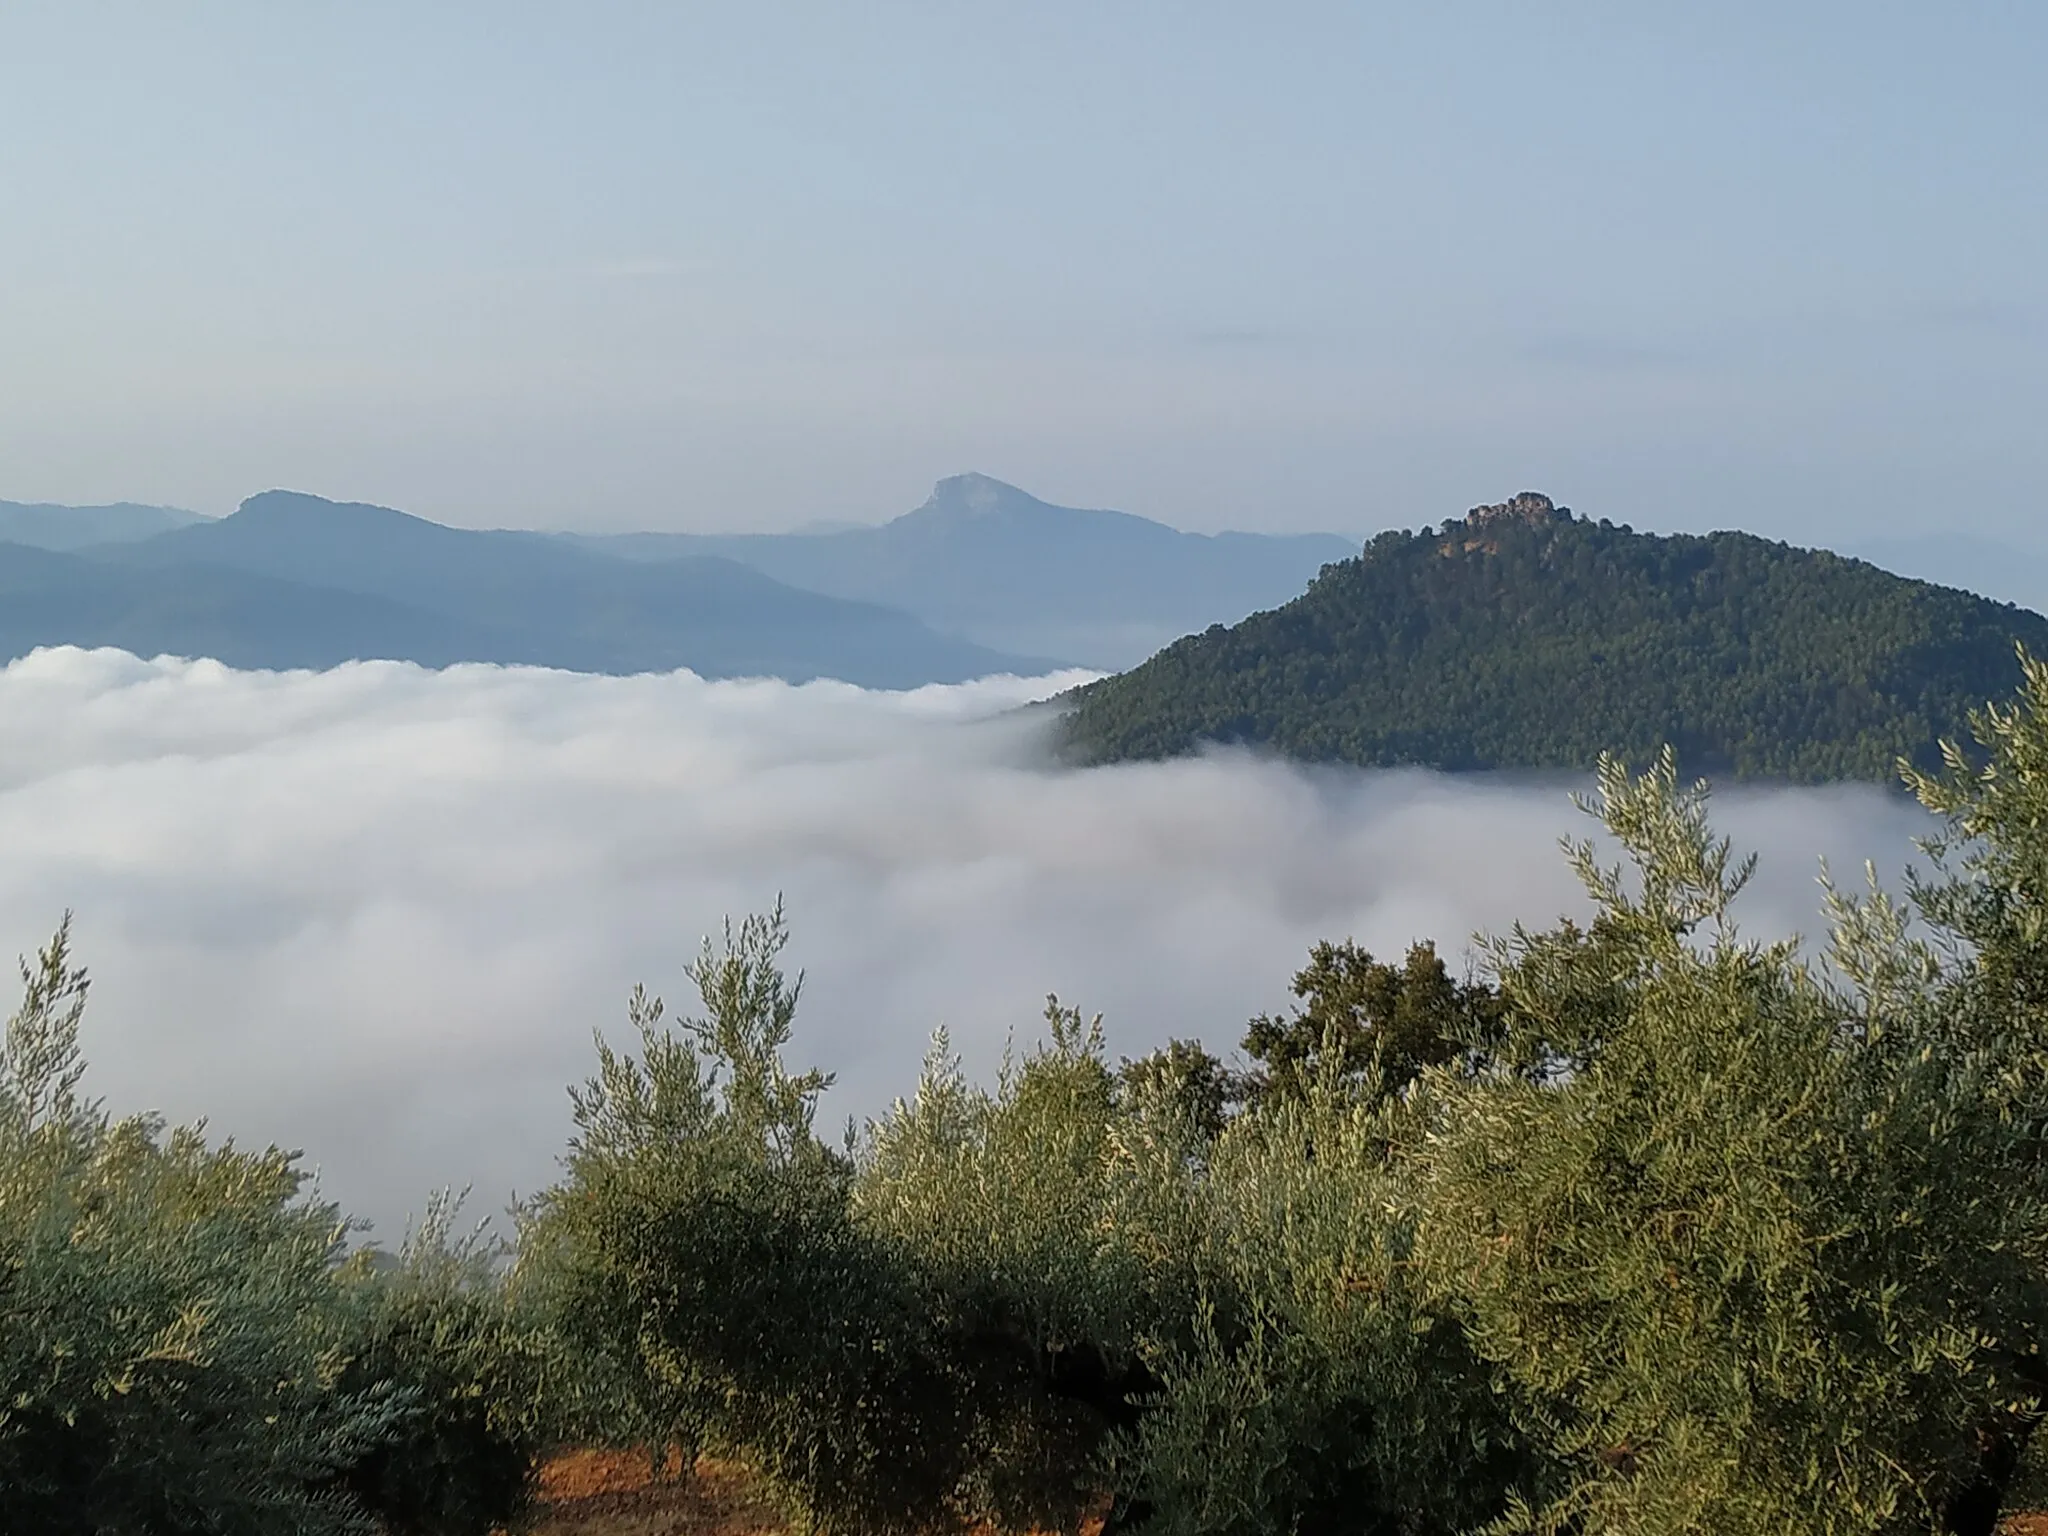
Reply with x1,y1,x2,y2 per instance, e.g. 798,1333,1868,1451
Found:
0,645,1940,1238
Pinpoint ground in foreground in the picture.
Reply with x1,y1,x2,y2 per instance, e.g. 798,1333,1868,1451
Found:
516,1451,2048,1536
516,1450,786,1536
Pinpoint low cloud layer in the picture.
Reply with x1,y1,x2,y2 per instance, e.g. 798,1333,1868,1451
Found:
0,648,1939,1238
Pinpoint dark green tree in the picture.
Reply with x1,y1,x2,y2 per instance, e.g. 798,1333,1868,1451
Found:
1242,939,1503,1104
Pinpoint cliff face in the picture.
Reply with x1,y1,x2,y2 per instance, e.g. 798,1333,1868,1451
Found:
1464,491,1570,529
1443,492,1571,556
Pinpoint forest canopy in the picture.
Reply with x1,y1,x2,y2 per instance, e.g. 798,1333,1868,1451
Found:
1060,493,2048,780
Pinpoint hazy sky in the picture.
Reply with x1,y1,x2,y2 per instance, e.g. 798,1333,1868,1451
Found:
3,4,2043,542
0,647,1936,1235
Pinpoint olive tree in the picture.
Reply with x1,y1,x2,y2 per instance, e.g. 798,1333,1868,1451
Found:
1410,728,2048,1535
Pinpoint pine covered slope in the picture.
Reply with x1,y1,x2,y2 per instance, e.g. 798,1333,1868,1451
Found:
1060,493,2048,780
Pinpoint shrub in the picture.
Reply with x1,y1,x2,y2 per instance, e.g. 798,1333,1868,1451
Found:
0,921,403,1535
529,909,1531,1533
1117,1082,1534,1536
522,912,1126,1533
329,1193,552,1536
1408,736,2048,1534
0,921,547,1536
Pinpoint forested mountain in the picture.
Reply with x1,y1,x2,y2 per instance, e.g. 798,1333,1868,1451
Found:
1848,532,2048,617
1062,492,2048,780
11,491,1044,685
560,473,1357,667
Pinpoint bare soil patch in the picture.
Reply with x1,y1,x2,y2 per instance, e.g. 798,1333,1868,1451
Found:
515,1460,2042,1536
515,1449,787,1536
513,1449,1109,1535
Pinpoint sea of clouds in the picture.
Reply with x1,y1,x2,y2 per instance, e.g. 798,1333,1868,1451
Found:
0,647,1941,1239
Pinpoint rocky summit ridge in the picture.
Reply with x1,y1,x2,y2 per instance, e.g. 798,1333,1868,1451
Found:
1461,491,1571,528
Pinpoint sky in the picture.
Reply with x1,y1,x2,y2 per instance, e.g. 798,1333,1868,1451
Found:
0,647,1940,1237
2,3,2043,544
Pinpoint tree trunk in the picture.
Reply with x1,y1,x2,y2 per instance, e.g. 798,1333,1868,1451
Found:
1941,1357,2048,1536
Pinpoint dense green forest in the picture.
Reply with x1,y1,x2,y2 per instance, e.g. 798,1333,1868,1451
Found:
11,661,2048,1534
1061,493,2048,780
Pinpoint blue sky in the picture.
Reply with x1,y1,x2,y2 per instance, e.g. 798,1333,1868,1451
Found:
2,3,2042,541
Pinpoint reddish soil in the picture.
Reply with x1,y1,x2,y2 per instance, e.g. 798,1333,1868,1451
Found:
515,1450,1108,1535
517,1449,787,1535
522,1457,2040,1535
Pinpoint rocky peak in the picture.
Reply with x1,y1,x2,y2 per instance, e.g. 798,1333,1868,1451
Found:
1438,492,1571,558
1463,492,1570,529
917,473,1038,520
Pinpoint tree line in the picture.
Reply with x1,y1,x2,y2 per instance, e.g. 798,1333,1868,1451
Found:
12,653,2048,1533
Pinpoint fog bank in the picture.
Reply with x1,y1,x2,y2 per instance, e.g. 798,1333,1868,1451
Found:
0,648,1938,1236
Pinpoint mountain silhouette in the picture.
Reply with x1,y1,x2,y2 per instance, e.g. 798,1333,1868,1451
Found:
22,491,1047,685
559,474,1358,667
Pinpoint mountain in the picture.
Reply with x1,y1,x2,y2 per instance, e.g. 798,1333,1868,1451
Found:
0,499,208,550
559,474,1358,668
29,491,1048,686
1060,493,2048,781
0,541,504,672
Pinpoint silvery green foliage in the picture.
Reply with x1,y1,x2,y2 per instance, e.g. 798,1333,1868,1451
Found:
1905,645,2048,1030
526,902,948,1531
532,909,1170,1533
565,901,832,1173
854,1001,1170,1531
856,1007,1524,1535
538,659,2048,1536
0,920,407,1535
1409,745,2048,1536
859,1000,1146,1377
329,1188,556,1536
543,913,1525,1533
1115,1079,1531,1536
0,924,549,1536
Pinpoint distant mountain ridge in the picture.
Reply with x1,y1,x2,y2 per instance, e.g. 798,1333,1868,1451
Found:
1061,492,2048,781
0,538,502,674
7,491,1045,686
557,473,1358,668
0,499,207,550
0,475,1354,681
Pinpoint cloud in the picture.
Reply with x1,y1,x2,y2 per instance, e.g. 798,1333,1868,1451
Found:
0,648,1938,1238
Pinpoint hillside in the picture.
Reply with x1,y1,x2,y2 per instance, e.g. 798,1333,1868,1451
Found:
1060,493,2048,780
561,473,1357,668
33,491,1046,686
